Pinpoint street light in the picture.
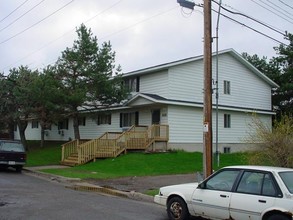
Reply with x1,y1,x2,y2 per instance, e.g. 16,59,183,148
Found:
177,0,195,10
177,0,213,178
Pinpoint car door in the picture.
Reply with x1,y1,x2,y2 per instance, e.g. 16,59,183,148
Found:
229,171,278,220
191,169,240,219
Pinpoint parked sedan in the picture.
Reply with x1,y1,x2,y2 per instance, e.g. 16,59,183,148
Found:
154,166,293,220
0,140,26,172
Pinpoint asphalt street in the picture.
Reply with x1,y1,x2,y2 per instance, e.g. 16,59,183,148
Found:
0,168,168,220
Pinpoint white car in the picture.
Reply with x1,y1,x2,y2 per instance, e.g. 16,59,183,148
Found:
154,166,293,220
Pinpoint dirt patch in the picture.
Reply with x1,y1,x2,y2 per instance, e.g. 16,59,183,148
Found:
86,173,198,193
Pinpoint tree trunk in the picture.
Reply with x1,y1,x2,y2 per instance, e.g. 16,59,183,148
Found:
8,119,15,140
17,120,28,151
40,126,45,148
73,113,80,140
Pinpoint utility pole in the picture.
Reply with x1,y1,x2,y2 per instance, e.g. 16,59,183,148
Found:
177,0,213,178
203,0,213,178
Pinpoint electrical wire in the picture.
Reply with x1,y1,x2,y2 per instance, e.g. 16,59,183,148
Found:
0,1,74,45
266,0,293,17
0,0,29,23
212,0,286,36
0,0,46,33
214,9,285,45
262,0,293,20
278,0,293,10
2,0,123,71
250,0,293,25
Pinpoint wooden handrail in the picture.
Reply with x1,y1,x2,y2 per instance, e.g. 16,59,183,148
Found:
61,124,169,165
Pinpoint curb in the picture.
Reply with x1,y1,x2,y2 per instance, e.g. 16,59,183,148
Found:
23,167,154,203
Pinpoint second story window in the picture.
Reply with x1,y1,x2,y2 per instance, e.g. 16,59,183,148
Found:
224,80,231,95
125,77,140,92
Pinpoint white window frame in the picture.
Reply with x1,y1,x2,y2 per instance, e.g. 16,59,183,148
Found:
224,80,231,95
224,114,231,128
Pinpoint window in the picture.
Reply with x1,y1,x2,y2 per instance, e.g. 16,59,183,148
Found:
58,119,69,130
120,112,138,127
78,117,86,126
97,114,111,125
223,147,231,153
205,170,240,191
32,120,39,129
224,80,230,94
125,77,140,92
224,114,231,128
236,171,277,196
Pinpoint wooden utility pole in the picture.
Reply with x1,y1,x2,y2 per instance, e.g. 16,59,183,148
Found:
203,0,213,178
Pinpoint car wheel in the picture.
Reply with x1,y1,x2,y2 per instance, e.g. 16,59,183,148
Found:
15,166,23,173
167,197,189,220
267,214,290,220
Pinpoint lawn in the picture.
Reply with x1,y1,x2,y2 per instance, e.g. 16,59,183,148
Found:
26,143,249,179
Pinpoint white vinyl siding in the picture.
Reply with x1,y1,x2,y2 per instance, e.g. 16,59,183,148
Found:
168,60,204,103
168,105,203,143
140,70,168,97
214,54,272,110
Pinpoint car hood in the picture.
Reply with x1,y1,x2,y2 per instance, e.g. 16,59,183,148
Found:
159,182,199,200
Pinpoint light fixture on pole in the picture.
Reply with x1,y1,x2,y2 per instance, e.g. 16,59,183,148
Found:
177,0,195,10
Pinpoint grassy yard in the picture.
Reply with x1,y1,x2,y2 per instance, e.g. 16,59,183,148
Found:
26,142,249,179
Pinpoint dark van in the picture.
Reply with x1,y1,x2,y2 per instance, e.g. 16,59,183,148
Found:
0,140,26,172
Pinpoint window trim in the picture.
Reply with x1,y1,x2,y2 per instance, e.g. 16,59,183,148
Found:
224,80,231,95
224,114,231,128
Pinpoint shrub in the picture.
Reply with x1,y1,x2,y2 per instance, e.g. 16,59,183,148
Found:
247,115,293,168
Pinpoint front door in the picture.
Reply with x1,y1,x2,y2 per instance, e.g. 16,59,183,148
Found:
152,109,160,137
152,109,160,124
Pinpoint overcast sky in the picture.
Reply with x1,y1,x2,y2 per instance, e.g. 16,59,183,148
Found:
0,0,292,75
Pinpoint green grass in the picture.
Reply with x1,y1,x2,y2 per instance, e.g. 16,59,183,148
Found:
26,141,62,166
39,151,248,179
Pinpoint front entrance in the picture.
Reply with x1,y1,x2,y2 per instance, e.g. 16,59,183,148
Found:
152,109,160,137
152,109,160,124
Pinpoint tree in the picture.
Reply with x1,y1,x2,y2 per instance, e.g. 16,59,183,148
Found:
1,66,39,150
242,33,293,118
56,24,127,140
29,66,66,147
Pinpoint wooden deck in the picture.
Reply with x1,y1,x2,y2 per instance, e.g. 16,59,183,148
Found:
61,125,169,166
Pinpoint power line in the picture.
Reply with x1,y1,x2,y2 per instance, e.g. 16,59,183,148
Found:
263,0,293,20
213,8,285,45
0,0,46,33
0,1,74,45
2,0,123,71
278,0,293,10
266,0,293,17
212,0,286,37
250,0,293,25
0,0,29,23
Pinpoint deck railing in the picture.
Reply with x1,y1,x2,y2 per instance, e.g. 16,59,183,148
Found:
61,125,169,165
61,139,88,161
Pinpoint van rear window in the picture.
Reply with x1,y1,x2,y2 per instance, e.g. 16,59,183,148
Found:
0,142,25,152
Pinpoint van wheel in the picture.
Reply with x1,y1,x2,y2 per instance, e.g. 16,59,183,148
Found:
167,197,189,220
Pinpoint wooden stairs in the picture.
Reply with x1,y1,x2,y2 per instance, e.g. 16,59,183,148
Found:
60,125,169,166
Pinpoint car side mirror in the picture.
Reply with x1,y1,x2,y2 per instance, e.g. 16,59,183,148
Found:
198,182,205,189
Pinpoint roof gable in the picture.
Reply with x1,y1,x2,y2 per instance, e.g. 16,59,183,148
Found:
123,48,278,88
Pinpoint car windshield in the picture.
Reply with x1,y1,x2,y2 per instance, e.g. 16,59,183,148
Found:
0,142,24,152
279,171,293,194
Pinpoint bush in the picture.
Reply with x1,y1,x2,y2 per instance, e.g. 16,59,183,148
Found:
247,115,293,168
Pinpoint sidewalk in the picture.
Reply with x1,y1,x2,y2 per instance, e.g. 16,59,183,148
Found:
24,165,198,202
